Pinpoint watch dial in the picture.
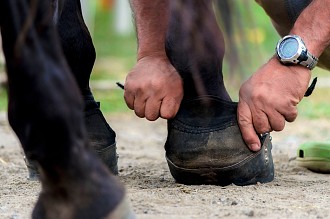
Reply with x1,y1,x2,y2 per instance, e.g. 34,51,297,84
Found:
279,37,299,59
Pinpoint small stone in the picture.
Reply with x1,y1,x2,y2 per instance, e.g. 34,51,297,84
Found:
11,214,19,219
231,201,238,205
244,210,254,217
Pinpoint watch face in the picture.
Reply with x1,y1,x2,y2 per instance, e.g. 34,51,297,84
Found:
279,37,299,59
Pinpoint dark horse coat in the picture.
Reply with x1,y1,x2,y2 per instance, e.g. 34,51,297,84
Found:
0,0,131,218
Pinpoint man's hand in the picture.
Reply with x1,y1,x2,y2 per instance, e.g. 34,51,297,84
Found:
124,54,183,121
127,1,181,120
238,57,311,151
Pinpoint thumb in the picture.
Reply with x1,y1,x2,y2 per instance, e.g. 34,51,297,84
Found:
237,101,261,151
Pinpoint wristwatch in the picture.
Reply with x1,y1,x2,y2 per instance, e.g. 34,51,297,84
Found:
276,35,318,70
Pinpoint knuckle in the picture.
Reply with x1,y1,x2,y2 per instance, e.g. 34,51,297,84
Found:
251,91,264,103
124,82,136,93
125,81,146,95
150,78,163,90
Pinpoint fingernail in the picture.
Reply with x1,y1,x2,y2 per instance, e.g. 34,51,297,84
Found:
249,143,260,151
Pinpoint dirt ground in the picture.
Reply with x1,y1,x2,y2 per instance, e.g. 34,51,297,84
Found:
0,111,329,219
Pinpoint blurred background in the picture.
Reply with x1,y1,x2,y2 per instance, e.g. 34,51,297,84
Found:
0,0,330,118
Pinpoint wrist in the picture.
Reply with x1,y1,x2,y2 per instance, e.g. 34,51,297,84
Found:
271,56,311,80
270,57,312,99
137,50,167,61
290,30,328,58
289,0,330,57
276,35,318,70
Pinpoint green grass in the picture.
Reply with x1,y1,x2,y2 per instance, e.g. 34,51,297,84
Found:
92,8,137,62
88,8,136,113
299,87,330,119
93,89,130,113
0,88,7,111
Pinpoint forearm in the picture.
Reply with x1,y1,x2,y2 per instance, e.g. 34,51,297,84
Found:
290,0,330,57
130,0,169,60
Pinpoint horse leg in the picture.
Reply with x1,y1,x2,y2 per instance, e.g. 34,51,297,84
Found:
0,0,132,218
165,0,231,100
23,0,118,180
55,0,119,174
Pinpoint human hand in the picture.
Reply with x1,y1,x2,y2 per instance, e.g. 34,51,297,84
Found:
238,57,311,151
124,54,183,121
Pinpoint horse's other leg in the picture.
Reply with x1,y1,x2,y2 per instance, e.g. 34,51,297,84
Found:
23,0,118,179
0,0,132,218
55,0,118,173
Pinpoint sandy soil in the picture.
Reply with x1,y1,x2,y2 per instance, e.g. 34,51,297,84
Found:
0,111,329,219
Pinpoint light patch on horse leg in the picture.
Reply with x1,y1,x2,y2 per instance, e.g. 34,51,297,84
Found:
51,0,59,24
51,0,65,24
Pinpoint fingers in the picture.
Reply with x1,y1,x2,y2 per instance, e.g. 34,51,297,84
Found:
126,91,161,120
124,89,134,110
238,97,295,152
251,109,272,134
160,96,180,119
252,108,286,133
237,101,261,151
145,98,161,121
126,95,179,121
124,87,169,121
124,84,149,118
133,96,146,118
268,110,286,131
278,104,298,123
124,85,181,121
123,55,184,121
